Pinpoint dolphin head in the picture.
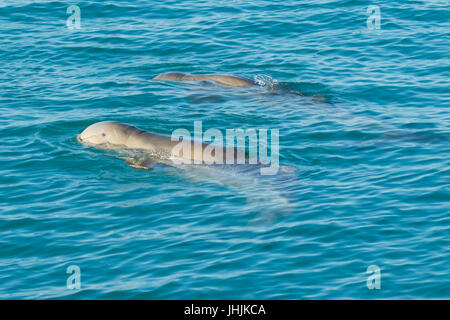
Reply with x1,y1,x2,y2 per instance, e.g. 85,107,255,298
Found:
153,72,187,81
77,121,132,146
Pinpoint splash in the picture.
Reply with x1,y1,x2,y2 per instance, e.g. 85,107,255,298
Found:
253,74,278,89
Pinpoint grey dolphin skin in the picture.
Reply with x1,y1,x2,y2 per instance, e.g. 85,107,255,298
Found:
77,121,247,169
77,122,294,221
153,72,255,87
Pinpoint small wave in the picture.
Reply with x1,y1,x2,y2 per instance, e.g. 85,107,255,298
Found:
253,74,278,89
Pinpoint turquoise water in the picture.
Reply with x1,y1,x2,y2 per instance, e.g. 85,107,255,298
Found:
1,0,449,299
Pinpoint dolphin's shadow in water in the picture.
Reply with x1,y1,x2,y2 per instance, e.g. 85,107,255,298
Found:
164,162,300,225
109,147,299,225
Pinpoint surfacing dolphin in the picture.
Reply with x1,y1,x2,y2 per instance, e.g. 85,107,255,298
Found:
78,121,297,223
77,121,248,169
153,72,255,88
152,72,325,101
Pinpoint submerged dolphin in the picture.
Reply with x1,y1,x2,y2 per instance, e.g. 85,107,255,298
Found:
153,72,255,88
77,121,247,169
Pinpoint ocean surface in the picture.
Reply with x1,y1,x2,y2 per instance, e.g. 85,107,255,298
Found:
0,0,449,299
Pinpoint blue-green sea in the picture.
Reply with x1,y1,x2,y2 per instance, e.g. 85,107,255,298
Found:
0,0,449,299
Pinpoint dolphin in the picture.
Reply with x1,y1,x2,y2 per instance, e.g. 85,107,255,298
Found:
152,72,325,100
78,121,297,223
77,121,247,169
153,72,255,88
